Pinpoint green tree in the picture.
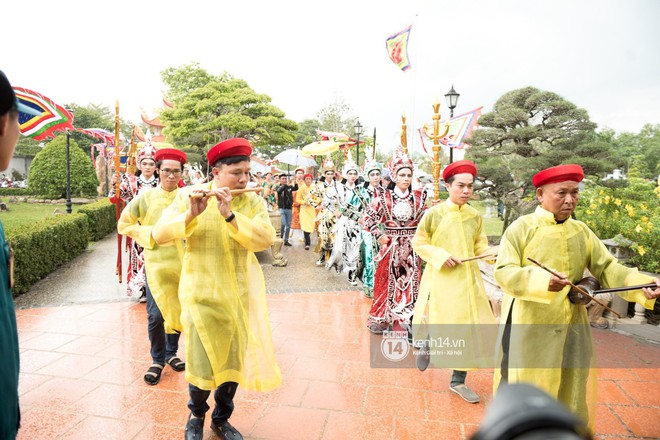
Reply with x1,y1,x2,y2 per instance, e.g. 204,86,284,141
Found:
161,62,220,102
160,65,298,171
28,135,98,198
66,103,132,149
317,98,356,134
465,86,605,231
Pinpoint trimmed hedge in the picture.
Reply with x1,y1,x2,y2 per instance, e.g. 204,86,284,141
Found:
78,199,117,241
7,213,89,295
0,188,31,196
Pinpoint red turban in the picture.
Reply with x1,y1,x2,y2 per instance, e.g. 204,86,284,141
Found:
532,164,584,188
303,173,313,180
207,138,253,165
443,160,477,181
154,148,187,164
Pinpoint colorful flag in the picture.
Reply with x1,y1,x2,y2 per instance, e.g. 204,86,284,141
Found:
417,107,483,157
385,25,413,71
13,87,74,140
442,107,482,149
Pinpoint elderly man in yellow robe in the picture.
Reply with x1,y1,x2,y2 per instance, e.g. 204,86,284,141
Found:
411,160,497,404
152,138,281,440
494,164,660,428
118,148,188,386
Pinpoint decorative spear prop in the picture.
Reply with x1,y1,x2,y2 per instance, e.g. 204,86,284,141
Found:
422,100,450,202
401,114,408,155
114,100,122,283
527,257,621,318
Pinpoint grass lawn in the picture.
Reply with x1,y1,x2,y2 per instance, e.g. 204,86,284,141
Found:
0,202,80,232
470,200,504,237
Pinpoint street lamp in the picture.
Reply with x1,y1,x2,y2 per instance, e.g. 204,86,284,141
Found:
444,85,460,164
65,108,74,213
65,129,72,213
354,119,363,167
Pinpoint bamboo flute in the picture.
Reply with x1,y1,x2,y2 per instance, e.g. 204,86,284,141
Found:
189,187,264,198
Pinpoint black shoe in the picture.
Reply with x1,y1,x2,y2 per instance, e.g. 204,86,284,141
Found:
284,241,292,246
185,413,205,440
304,245,309,250
210,420,243,440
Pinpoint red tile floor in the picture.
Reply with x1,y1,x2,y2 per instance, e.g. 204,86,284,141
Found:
16,292,660,439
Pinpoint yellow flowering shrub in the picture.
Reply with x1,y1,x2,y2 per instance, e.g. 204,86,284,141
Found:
575,178,659,273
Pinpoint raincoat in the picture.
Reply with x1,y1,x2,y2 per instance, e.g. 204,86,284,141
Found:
152,183,281,392
411,200,497,369
117,186,184,333
494,206,656,426
295,182,316,233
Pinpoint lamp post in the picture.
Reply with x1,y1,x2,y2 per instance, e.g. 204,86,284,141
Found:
65,130,72,213
354,119,363,167
444,85,460,164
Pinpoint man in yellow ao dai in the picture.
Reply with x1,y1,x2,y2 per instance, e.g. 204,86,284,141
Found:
152,138,281,440
118,148,188,386
412,160,496,405
493,164,660,430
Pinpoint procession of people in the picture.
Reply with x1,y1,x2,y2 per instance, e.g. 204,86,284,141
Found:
102,132,659,439
2,66,659,438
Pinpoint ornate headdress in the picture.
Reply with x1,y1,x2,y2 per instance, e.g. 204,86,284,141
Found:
136,142,157,167
342,151,358,175
136,131,157,168
321,155,335,172
388,145,414,181
363,157,382,176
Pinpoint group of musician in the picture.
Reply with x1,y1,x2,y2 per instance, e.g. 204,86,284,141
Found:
300,146,660,428
110,136,660,438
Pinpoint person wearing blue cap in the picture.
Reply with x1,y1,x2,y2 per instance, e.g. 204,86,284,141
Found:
0,69,37,439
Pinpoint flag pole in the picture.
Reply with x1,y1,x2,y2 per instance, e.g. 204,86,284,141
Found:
114,100,123,283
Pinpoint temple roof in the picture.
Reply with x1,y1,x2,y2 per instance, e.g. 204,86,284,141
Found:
141,112,166,128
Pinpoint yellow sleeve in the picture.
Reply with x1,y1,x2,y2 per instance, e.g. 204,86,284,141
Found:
152,190,193,245
585,227,656,309
227,195,275,252
117,197,156,249
494,220,554,304
412,209,450,271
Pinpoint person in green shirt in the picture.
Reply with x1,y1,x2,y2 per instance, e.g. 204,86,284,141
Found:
0,69,42,439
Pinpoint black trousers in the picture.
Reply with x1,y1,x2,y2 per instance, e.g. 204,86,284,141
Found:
188,381,238,424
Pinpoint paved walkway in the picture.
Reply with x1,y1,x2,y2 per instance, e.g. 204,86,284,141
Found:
14,233,660,439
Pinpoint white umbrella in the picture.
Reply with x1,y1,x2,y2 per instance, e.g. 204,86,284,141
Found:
273,149,317,170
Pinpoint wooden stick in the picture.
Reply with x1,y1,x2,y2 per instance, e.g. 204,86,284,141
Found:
593,283,657,295
461,253,497,262
189,187,264,198
526,257,621,318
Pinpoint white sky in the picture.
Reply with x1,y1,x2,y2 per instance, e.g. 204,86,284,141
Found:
3,0,659,157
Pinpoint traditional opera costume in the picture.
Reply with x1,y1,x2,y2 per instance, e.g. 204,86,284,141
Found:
326,159,366,285
357,158,384,298
309,158,342,266
494,164,658,427
109,142,159,299
363,149,427,334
